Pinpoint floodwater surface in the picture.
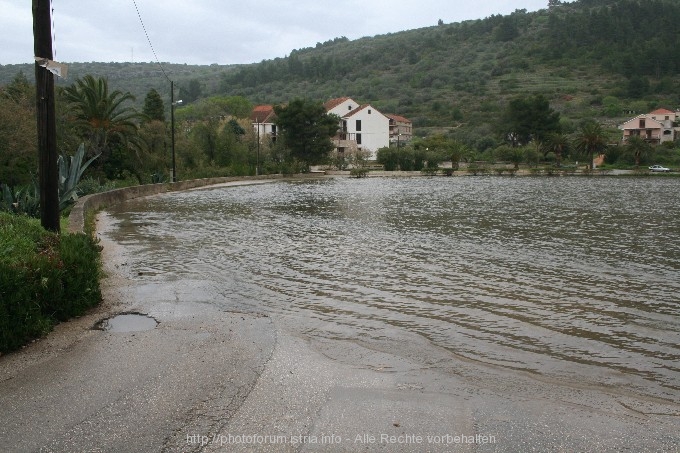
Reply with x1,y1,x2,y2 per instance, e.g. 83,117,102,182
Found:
106,176,680,405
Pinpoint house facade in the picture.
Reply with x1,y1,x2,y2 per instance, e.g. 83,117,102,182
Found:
335,103,390,160
386,114,413,146
251,105,278,142
324,97,411,160
620,108,680,144
251,97,412,160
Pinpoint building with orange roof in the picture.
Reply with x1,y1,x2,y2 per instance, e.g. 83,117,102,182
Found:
251,105,278,143
251,98,412,160
620,108,680,144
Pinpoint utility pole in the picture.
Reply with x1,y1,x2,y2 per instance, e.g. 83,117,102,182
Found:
33,0,60,232
170,80,176,182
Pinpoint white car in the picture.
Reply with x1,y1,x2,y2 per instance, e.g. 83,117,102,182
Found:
649,165,670,172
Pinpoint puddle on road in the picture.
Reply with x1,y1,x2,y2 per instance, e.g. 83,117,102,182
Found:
95,313,158,332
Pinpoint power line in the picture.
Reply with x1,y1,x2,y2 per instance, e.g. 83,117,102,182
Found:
131,0,171,82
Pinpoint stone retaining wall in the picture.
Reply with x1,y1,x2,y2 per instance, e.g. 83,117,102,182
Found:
68,174,323,234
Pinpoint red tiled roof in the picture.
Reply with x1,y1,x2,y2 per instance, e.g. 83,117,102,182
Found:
251,105,275,123
650,108,674,115
324,97,351,111
385,113,411,123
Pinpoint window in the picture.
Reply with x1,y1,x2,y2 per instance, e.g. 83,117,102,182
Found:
271,124,277,135
356,133,362,144
356,120,362,131
368,109,372,114
639,119,646,128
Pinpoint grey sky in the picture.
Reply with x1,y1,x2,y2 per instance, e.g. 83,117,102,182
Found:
1,1,561,65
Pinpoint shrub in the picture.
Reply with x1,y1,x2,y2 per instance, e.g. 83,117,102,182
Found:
50,233,102,320
0,213,102,352
0,261,54,351
350,167,369,178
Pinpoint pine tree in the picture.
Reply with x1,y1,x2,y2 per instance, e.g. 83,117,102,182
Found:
142,88,165,122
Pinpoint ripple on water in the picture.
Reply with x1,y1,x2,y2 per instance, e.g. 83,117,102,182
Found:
106,176,680,399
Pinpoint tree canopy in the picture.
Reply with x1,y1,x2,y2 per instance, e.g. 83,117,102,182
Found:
273,99,339,167
499,94,561,146
142,88,165,122
62,75,143,178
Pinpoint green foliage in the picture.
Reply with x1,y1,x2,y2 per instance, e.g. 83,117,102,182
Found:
58,143,101,211
273,99,338,168
4,0,680,178
175,95,253,121
179,79,202,103
544,0,680,81
142,88,165,122
62,75,143,176
376,145,431,171
0,213,102,352
573,120,608,169
624,136,654,167
499,94,561,146
2,72,33,103
376,147,399,171
76,177,118,196
51,233,102,320
0,182,40,217
350,167,369,178
0,79,37,187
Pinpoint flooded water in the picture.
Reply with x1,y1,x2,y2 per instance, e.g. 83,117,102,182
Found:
106,176,680,404
95,313,158,332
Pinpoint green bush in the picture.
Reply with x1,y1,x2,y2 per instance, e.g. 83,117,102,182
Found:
0,261,54,352
350,167,369,178
0,212,102,352
57,233,102,320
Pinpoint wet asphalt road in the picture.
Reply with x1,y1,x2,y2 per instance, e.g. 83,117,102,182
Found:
1,208,679,452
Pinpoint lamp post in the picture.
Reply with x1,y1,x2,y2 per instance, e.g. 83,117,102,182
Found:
170,81,182,182
256,119,260,176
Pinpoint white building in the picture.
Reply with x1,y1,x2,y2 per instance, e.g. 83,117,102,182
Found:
251,97,411,161
324,97,397,160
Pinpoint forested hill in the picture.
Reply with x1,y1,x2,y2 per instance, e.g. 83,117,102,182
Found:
2,0,680,141
214,0,680,137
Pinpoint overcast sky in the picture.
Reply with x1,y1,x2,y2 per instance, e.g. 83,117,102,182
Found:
2,1,563,66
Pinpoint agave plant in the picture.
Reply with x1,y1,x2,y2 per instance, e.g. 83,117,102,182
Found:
58,143,100,211
0,182,40,217
0,184,12,212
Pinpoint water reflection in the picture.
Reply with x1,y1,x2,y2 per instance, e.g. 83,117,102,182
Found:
106,177,680,400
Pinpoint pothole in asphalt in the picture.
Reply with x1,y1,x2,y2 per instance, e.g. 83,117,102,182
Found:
95,312,158,332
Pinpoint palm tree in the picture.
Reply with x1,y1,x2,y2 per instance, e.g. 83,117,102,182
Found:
625,135,652,168
546,132,569,167
62,75,142,164
573,120,607,170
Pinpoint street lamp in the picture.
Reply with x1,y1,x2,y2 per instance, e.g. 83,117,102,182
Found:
170,80,182,182
256,119,260,176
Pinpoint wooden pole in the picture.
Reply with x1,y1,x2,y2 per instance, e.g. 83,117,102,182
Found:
33,0,60,232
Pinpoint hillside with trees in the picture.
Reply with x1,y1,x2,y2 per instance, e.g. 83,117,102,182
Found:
2,0,680,194
214,0,680,143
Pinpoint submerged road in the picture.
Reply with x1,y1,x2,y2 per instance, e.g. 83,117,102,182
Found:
1,181,679,452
